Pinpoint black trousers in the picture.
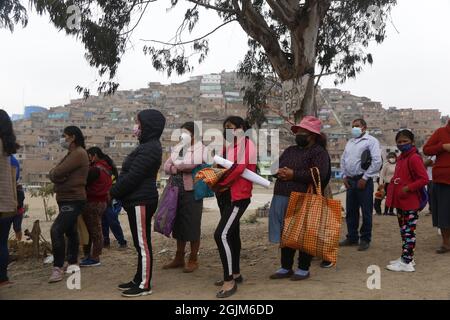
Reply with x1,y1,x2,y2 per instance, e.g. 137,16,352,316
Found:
124,202,157,290
214,190,250,281
50,201,86,268
281,247,313,271
384,183,394,215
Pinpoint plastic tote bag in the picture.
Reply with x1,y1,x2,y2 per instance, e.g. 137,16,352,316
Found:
281,167,342,264
154,178,179,237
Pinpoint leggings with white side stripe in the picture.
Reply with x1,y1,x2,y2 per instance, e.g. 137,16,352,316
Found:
124,202,157,290
215,190,250,282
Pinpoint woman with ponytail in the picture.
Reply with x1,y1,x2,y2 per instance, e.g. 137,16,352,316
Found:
86,148,128,250
48,126,89,283
78,147,115,267
213,116,256,298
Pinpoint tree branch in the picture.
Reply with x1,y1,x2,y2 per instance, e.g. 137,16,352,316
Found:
236,0,294,80
186,0,237,14
266,0,295,28
140,19,236,46
120,1,152,36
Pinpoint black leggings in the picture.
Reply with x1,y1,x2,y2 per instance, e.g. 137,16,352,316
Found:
124,202,157,290
281,248,313,271
50,201,86,268
214,191,250,282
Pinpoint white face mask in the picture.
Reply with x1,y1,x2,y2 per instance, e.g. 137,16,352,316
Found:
180,132,191,143
60,137,71,149
351,127,363,139
388,158,396,164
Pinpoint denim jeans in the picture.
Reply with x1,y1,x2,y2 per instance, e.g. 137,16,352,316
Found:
0,216,14,282
345,178,374,243
102,205,127,246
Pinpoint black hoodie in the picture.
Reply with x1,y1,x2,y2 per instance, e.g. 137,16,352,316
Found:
110,109,166,207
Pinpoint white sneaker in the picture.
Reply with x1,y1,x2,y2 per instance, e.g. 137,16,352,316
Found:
386,261,415,272
389,257,416,267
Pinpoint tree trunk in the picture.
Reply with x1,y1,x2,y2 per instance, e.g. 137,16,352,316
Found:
288,1,324,121
298,74,317,120
281,75,310,122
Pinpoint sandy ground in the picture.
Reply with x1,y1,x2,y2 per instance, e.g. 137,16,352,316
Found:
1,185,450,300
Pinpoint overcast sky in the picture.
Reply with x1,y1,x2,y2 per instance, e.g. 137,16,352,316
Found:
1,0,449,117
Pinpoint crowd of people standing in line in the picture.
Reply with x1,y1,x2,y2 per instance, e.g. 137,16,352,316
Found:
1,106,450,298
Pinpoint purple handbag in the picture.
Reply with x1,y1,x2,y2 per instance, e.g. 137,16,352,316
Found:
154,178,179,237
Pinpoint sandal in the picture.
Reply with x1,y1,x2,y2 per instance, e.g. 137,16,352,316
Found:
436,246,450,254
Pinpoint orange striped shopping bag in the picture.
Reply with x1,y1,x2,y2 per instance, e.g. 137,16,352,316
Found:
281,167,342,264
194,167,228,189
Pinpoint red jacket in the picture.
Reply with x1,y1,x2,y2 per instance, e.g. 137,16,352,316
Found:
386,147,428,211
86,160,113,203
423,124,450,185
217,137,257,202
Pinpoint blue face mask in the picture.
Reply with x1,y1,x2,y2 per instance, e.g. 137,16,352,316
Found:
351,127,363,138
397,143,413,153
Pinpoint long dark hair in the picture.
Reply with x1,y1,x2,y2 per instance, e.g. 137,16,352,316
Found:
87,147,119,178
223,116,251,131
0,109,20,155
181,121,200,140
64,126,86,149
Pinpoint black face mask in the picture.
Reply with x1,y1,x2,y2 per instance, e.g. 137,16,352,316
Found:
295,134,310,148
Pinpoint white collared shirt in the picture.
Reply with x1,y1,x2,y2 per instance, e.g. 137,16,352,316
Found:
340,133,382,180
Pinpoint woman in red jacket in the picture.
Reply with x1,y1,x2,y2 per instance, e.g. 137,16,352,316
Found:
385,130,428,272
423,120,450,254
80,147,115,267
213,116,256,298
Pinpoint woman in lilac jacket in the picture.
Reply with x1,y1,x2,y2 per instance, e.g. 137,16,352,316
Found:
162,122,207,273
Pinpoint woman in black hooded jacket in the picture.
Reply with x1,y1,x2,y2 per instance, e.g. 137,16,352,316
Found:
110,109,166,297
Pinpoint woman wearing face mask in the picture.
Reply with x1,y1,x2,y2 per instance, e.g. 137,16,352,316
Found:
269,116,332,280
385,130,428,272
380,152,397,216
162,122,207,273
48,126,90,283
212,116,256,298
110,109,165,297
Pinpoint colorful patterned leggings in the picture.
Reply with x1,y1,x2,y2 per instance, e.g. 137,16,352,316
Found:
396,209,418,264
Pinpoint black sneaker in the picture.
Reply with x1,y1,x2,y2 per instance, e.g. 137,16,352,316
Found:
117,281,136,291
339,239,358,247
320,261,334,268
121,286,152,297
358,241,370,251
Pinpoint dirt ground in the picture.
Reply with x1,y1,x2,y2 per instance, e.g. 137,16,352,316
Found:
1,186,450,300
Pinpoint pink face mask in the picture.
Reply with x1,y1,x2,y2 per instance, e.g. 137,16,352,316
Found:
133,124,141,137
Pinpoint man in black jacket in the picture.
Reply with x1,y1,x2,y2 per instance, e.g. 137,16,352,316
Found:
110,109,165,297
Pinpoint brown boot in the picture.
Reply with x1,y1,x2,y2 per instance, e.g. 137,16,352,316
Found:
183,254,198,273
163,251,185,269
